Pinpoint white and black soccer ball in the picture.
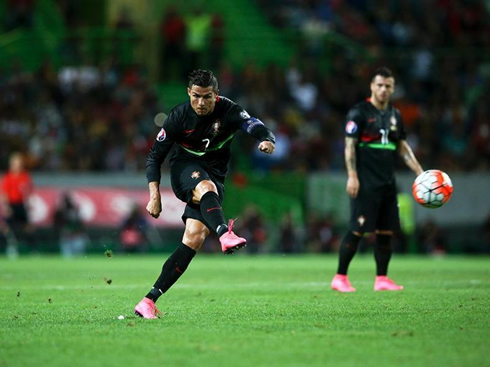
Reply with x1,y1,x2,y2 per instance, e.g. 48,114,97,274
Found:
412,170,453,209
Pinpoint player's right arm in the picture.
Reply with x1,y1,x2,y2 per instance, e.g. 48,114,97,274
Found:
0,176,12,218
146,181,162,218
345,137,360,198
145,111,179,218
344,109,363,198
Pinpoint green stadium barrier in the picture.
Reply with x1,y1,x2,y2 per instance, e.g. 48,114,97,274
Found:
223,183,304,226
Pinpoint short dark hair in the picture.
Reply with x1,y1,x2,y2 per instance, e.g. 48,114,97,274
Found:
188,69,218,92
371,67,394,82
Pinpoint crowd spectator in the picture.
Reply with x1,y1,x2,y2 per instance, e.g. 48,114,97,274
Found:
159,6,187,81
119,204,148,253
238,205,268,254
53,192,89,258
277,212,302,253
184,8,212,73
417,220,447,255
209,14,226,71
305,212,339,253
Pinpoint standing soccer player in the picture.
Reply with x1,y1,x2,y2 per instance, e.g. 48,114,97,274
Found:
331,67,423,292
1,152,34,257
134,69,276,318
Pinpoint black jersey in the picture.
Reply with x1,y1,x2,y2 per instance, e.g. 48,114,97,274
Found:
344,99,406,189
146,96,275,183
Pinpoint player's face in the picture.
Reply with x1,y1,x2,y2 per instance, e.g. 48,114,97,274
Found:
188,85,217,116
370,76,395,104
9,155,24,173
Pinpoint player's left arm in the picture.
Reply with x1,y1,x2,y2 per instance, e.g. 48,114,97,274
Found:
398,140,423,176
395,109,423,176
257,138,275,154
249,123,275,154
236,108,276,154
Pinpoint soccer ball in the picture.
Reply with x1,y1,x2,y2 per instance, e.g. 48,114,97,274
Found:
412,170,453,208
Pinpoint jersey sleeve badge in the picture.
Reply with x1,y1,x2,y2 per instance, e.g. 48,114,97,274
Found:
156,128,166,142
345,121,358,134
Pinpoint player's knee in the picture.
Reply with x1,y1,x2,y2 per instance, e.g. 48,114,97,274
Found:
182,228,208,251
196,180,217,194
193,180,218,203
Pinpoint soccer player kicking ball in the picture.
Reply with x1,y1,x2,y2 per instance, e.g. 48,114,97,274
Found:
331,67,423,292
134,69,275,318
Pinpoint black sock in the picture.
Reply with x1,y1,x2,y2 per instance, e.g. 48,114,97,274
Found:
200,191,228,237
337,231,362,275
146,243,196,302
374,234,392,276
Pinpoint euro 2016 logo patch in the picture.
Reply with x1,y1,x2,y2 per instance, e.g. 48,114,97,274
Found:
240,110,251,119
346,121,358,134
156,128,166,142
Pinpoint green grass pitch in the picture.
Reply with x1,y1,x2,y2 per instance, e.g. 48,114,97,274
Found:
1,255,489,367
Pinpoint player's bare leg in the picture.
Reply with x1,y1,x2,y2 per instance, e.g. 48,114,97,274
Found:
373,230,403,291
192,180,246,254
134,219,207,319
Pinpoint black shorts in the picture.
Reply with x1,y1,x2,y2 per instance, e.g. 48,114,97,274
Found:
349,184,400,233
170,158,225,229
7,203,28,227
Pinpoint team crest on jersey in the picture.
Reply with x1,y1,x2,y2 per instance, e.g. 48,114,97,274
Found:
191,171,201,179
240,110,251,119
357,215,366,227
212,119,221,136
390,115,397,131
156,128,166,142
346,121,358,134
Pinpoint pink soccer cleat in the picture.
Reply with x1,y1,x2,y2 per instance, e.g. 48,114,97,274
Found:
219,219,247,254
374,276,404,291
331,274,356,292
134,297,162,319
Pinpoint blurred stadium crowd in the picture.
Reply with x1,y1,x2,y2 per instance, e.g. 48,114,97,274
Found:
1,0,488,173
254,0,489,173
0,59,160,171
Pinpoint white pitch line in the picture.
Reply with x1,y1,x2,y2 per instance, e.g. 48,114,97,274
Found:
0,280,487,291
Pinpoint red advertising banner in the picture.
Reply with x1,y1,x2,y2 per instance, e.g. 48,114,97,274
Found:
27,187,186,228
